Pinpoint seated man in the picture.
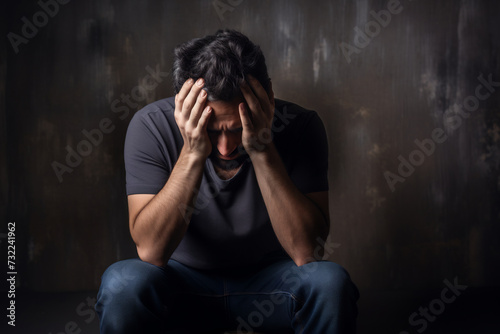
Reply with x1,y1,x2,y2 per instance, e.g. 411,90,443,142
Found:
96,29,359,333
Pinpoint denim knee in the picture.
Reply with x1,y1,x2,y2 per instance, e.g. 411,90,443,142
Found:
289,261,358,299
95,259,171,322
98,260,152,306
289,262,358,333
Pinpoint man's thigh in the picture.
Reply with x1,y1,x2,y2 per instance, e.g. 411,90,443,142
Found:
98,258,356,333
224,259,298,333
168,259,304,333
97,258,229,333
165,259,230,332
224,258,358,333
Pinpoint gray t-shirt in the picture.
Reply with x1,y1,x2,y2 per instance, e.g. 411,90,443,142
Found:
124,97,329,269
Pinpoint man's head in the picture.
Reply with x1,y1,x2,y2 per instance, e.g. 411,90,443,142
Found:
173,30,271,170
173,29,270,101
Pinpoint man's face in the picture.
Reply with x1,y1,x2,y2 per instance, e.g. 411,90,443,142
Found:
206,97,247,170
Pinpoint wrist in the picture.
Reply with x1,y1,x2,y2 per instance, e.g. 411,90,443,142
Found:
248,142,276,164
179,147,208,166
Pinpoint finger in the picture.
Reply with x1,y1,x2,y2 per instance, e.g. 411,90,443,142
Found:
238,103,253,131
246,75,267,99
247,75,274,114
175,78,195,106
240,79,262,116
189,88,208,125
181,78,205,119
175,78,194,121
197,106,212,130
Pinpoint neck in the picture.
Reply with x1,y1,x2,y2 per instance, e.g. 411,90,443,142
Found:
213,164,242,180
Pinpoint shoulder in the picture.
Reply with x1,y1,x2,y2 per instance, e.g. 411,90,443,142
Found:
273,99,325,134
125,96,181,150
275,98,314,116
126,97,177,136
130,96,176,125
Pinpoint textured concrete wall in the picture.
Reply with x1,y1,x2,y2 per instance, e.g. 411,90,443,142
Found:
4,0,500,292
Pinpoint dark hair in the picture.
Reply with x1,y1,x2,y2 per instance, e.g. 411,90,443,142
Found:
173,29,270,101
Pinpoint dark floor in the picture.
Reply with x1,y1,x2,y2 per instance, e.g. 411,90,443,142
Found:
4,287,500,333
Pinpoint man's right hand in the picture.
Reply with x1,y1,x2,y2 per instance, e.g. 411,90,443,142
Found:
174,78,212,159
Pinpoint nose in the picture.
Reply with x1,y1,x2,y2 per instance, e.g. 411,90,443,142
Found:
217,132,239,158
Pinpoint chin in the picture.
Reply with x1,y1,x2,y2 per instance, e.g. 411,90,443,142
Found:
210,153,248,171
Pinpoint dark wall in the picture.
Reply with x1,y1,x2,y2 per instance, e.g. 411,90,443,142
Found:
4,0,500,292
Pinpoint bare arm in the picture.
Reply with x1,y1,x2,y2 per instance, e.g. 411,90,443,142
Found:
239,76,329,266
250,147,329,266
128,78,212,267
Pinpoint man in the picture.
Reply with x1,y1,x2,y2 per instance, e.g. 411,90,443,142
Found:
96,29,358,333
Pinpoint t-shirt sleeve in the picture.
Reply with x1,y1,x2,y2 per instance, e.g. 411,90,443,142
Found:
124,111,170,195
288,111,329,194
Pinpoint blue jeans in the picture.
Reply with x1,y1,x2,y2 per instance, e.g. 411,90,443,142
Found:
95,258,359,333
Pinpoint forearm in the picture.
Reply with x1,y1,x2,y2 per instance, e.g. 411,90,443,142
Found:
251,144,329,266
131,149,205,266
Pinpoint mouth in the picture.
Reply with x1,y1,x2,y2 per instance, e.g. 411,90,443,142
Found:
213,146,243,160
218,151,240,160
210,147,248,170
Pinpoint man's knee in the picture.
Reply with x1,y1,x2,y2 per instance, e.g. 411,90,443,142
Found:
294,261,357,297
95,259,177,333
96,259,167,312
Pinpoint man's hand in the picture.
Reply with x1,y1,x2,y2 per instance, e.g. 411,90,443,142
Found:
239,75,275,156
239,76,329,266
175,78,212,159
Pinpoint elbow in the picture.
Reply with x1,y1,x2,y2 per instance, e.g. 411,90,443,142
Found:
292,232,329,267
136,246,166,267
131,228,167,267
291,246,322,267
293,257,316,267
292,248,324,267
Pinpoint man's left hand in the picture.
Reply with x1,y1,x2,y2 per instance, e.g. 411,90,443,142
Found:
239,75,275,156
